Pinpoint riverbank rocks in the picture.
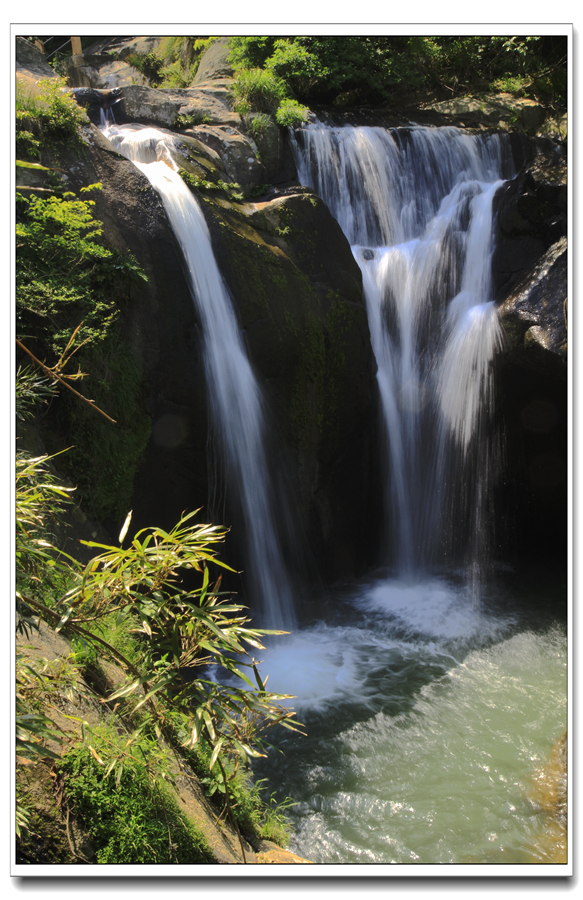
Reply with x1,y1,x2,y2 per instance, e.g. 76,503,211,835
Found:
419,92,564,137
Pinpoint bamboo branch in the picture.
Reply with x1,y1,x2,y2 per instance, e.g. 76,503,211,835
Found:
16,339,117,424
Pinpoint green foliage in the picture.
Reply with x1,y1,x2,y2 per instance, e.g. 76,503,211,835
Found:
228,37,277,70
126,51,163,86
15,368,300,860
15,187,151,523
228,35,567,109
16,77,88,154
58,512,297,732
247,112,272,139
15,443,76,636
58,743,213,863
155,36,219,88
175,112,211,129
231,68,289,116
16,185,145,358
275,99,310,128
179,169,245,202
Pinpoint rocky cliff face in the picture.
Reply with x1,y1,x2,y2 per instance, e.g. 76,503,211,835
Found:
492,140,567,562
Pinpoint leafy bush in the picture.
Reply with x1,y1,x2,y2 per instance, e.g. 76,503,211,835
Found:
231,68,288,116
15,371,302,857
265,39,325,97
247,111,272,139
228,35,567,108
16,77,88,154
156,36,219,88
16,185,145,357
275,99,310,128
126,51,164,86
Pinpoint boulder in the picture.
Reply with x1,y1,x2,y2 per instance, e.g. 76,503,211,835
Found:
16,36,57,79
113,84,182,127
185,124,265,188
192,37,234,84
499,237,567,362
421,92,549,134
492,148,567,300
16,35,59,92
158,88,241,127
66,54,147,88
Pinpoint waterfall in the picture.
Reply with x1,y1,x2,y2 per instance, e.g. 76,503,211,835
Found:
102,123,295,631
290,124,511,582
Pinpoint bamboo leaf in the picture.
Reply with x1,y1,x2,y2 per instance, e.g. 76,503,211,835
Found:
118,509,133,544
202,710,216,741
88,745,104,765
209,736,225,770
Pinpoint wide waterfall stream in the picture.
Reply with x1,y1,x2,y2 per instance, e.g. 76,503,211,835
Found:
103,119,567,867
258,124,567,867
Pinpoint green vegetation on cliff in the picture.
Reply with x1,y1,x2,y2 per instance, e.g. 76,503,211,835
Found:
16,154,151,523
227,35,567,110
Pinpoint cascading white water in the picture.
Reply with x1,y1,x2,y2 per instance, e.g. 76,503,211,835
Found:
291,124,509,579
96,116,565,868
101,123,294,630
242,123,567,868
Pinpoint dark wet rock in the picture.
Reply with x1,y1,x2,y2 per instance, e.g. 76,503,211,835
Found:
202,188,378,581
40,119,377,585
69,87,123,124
493,149,567,300
499,237,567,361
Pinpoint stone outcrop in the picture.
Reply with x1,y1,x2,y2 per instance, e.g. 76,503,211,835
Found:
192,37,234,84
492,136,567,562
499,237,567,362
16,36,59,90
419,92,566,139
493,145,567,301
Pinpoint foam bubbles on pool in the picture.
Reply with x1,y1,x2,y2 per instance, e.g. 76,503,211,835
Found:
352,577,514,643
256,626,370,711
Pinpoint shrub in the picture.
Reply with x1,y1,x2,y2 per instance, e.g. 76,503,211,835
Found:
231,68,288,116
275,99,310,128
16,77,88,153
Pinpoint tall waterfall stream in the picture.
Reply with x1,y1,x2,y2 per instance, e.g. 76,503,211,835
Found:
102,122,295,632
103,120,567,867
